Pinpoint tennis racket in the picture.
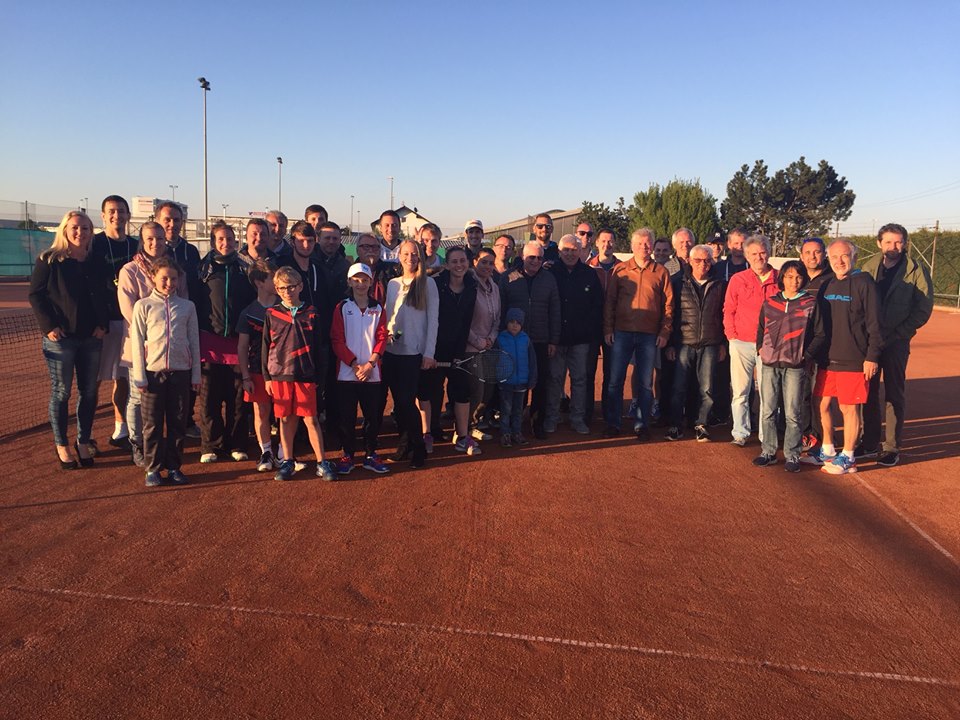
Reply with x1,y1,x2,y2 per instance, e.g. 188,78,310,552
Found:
436,349,515,384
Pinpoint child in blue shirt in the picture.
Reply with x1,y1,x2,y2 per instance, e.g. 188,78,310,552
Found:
496,308,537,447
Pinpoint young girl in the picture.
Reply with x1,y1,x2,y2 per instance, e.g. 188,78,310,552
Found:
130,257,201,486
330,263,390,475
754,260,817,472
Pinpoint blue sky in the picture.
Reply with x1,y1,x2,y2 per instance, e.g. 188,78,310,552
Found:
2,0,958,236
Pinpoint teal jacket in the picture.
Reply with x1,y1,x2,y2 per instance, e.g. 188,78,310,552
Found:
860,252,933,344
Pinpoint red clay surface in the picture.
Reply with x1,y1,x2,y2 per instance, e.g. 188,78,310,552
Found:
1,311,959,719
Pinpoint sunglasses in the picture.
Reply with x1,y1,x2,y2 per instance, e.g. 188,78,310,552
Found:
535,224,552,230
577,231,594,238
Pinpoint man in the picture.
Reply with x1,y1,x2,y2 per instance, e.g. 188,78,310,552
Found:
278,221,329,320
492,234,517,279
652,237,672,266
378,210,402,261
663,227,695,278
800,237,833,293
265,210,291,258
355,232,400,306
239,218,274,269
603,228,673,440
548,235,603,434
586,229,620,425
304,204,328,231
315,220,351,449
575,222,595,262
464,219,485,259
859,223,933,466
713,228,748,282
531,213,559,263
92,195,137,446
803,239,882,474
723,234,778,446
414,223,444,275
499,241,561,438
664,245,726,442
707,232,726,266
156,201,201,297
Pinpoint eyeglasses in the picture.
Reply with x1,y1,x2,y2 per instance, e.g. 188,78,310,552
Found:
275,284,302,292
576,231,594,238
689,258,712,264
524,256,543,261
535,224,552,230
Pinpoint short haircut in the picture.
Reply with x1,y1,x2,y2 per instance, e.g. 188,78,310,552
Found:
150,255,183,277
139,221,163,239
319,221,341,234
445,245,469,261
155,200,182,218
379,210,401,224
266,209,287,223
672,227,696,244
355,232,378,247
246,217,270,233
744,234,771,254
248,258,277,285
800,236,825,252
474,247,495,262
632,228,657,245
596,229,615,241
828,238,858,261
209,220,235,241
494,234,516,247
273,266,301,286
653,237,671,248
728,227,747,239
101,195,129,213
522,240,544,257
690,244,715,261
289,220,316,238
776,260,810,291
877,223,908,245
534,213,553,225
418,222,442,239
558,233,579,249
304,204,327,219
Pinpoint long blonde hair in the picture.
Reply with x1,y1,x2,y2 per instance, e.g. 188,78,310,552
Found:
399,240,429,311
43,210,93,262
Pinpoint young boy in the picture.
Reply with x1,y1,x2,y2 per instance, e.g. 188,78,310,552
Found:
130,257,201,486
261,266,338,481
496,308,537,447
330,263,390,475
236,259,280,472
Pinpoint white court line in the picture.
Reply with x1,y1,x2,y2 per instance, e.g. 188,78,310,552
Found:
5,585,958,690
855,475,960,572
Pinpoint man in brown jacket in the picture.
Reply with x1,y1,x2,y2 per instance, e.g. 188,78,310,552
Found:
603,228,674,439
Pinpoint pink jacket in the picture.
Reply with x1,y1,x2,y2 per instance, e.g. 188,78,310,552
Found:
723,267,779,343
117,255,189,366
466,277,501,353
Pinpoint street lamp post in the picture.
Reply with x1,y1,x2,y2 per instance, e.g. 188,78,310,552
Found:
221,203,230,220
387,176,394,210
169,184,178,201
277,157,283,212
80,198,88,213
350,195,354,237
198,77,211,237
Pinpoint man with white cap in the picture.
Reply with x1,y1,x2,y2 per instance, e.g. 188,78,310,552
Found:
464,219,485,260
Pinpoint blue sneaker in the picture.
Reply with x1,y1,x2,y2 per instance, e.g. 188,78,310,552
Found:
801,446,836,466
335,456,355,475
274,459,295,481
317,460,338,481
822,454,857,475
362,454,389,474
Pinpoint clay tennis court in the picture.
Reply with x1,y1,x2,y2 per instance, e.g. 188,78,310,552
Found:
1,309,958,719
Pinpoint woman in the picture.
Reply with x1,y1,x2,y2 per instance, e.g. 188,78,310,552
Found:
465,247,501,439
29,210,110,469
383,241,438,468
117,221,186,467
419,246,479,455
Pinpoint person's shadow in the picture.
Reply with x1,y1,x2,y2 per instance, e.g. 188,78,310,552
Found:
894,376,960,463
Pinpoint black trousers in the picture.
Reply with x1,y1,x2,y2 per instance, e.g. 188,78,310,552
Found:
530,342,550,432
862,339,911,452
382,353,425,454
141,370,190,473
199,362,247,454
338,381,383,458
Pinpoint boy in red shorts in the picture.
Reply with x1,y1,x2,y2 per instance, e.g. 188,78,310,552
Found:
802,239,881,475
261,266,338,481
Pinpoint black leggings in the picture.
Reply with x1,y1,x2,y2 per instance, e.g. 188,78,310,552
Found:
382,352,424,454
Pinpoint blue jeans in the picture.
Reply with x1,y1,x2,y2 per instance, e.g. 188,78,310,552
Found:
670,344,719,428
605,331,657,430
728,338,758,441
42,335,102,446
547,343,590,427
760,365,805,461
499,384,527,437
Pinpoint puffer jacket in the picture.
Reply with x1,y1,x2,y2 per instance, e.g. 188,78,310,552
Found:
498,268,561,345
860,253,933,344
552,259,603,345
669,270,726,348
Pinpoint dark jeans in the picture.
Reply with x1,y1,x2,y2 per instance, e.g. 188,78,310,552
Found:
530,342,551,432
382,352,425,454
141,369,190,472
199,362,247,454
862,339,911,452
337,381,382,458
499,384,527,436
42,335,102,446
606,331,657,430
584,340,611,425
670,344,719,428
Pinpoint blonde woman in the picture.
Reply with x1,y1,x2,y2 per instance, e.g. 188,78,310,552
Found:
29,211,111,469
383,241,438,468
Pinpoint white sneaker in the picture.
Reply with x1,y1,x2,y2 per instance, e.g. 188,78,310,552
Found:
200,452,217,463
230,450,249,462
470,428,492,441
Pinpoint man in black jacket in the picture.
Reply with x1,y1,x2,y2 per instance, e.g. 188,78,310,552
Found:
664,245,726,442
547,234,603,434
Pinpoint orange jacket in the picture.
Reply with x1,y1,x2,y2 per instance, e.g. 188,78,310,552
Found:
603,257,673,342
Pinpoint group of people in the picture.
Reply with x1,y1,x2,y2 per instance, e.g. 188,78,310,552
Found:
28,198,933,485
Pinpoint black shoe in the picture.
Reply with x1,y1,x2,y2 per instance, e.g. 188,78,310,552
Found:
877,451,900,467
665,427,683,441
602,425,619,439
854,443,879,459
145,471,164,487
74,441,94,468
167,469,189,485
410,448,426,469
753,454,777,467
109,435,130,449
694,425,710,443
392,446,411,462
635,426,650,442
56,448,78,470
533,426,547,440
784,460,801,473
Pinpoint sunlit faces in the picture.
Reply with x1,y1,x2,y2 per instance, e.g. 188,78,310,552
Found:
445,248,470,278
688,250,713,281
800,241,825,272
726,231,746,259
266,212,287,241
631,231,653,261
473,252,495,281
493,236,515,261
213,227,237,256
355,237,381,266
419,229,441,257
533,216,553,243
827,241,856,279
153,267,180,297
744,242,769,273
274,274,303,304
101,201,130,237
522,247,544,274
595,231,615,258
140,227,165,259
157,206,183,243
306,211,327,230
672,230,694,260
558,238,580,267
652,239,672,265
465,227,484,248
397,241,421,275
65,214,94,252
878,230,905,264
318,229,341,257
781,266,805,297
348,273,372,294
246,224,270,259
292,232,316,258
380,215,401,246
